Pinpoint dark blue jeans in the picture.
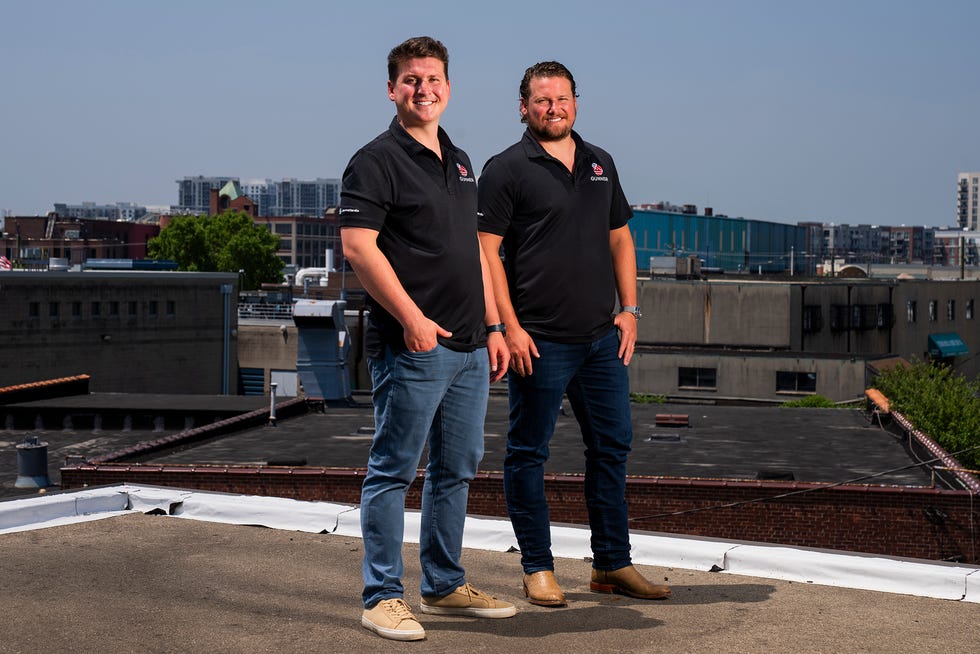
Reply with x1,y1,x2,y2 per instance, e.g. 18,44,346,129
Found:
504,327,633,573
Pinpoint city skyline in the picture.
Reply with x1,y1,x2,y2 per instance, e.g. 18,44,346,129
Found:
1,1,978,228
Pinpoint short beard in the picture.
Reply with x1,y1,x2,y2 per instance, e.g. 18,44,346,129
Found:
527,121,572,142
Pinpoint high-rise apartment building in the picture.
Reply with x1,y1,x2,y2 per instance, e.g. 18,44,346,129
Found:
174,176,238,215
269,178,341,216
958,172,980,230
186,177,341,217
241,179,278,217
816,223,892,262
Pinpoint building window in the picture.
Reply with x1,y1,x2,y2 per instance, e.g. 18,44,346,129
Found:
71,302,82,319
166,300,176,317
928,300,937,322
967,299,975,320
947,299,955,321
148,301,158,317
29,302,40,319
679,367,717,389
830,304,849,331
906,300,916,323
108,301,120,317
876,303,894,329
49,302,59,318
91,302,101,317
777,371,816,394
851,304,878,331
802,305,822,333
128,301,138,318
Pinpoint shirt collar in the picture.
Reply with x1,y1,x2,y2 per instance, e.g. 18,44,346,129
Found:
388,116,458,159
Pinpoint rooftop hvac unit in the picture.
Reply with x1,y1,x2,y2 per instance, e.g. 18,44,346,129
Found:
676,255,701,279
649,256,676,277
293,299,351,403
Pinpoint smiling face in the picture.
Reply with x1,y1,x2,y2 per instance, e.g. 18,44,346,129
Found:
388,56,450,130
520,75,577,142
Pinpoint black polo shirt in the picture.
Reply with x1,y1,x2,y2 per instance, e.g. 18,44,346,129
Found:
478,129,632,343
340,117,485,356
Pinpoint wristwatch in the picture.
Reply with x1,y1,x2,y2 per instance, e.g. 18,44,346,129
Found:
486,323,507,336
620,305,642,320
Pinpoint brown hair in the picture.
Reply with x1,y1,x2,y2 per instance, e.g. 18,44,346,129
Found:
519,61,577,102
387,36,449,82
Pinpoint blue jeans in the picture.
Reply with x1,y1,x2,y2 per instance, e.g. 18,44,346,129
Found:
360,344,489,608
505,327,633,573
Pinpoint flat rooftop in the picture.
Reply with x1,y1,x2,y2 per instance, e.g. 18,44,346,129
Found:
1,392,931,501
1,485,978,653
3,393,978,651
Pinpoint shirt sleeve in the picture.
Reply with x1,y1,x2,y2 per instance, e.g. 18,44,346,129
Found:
339,149,389,231
476,156,515,236
606,156,633,230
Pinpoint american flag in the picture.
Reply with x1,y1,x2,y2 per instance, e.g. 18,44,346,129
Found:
0,255,12,271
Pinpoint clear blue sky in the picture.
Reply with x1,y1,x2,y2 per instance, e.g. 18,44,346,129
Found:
1,0,977,227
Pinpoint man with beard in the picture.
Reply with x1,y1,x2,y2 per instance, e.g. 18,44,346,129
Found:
340,36,515,641
477,61,671,607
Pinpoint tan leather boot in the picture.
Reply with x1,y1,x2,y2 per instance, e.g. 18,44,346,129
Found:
522,571,567,607
590,565,671,599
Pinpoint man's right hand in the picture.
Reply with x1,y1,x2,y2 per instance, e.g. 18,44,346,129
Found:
402,314,452,352
506,324,539,376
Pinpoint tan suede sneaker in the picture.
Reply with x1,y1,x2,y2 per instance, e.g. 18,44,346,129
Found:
420,583,517,618
361,598,426,641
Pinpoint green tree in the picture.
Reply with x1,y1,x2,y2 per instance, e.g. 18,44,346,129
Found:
873,359,980,470
148,211,283,290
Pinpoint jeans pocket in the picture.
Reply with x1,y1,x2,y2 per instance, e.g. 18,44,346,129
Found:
404,343,441,357
395,344,444,379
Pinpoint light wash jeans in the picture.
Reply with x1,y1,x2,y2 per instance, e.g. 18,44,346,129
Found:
360,344,489,608
504,327,633,573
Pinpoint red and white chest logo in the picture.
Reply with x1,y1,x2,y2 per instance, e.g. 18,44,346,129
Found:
591,162,604,176
456,163,469,177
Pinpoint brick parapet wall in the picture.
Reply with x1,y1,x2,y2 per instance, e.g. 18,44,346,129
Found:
0,375,90,404
60,465,978,564
866,387,980,493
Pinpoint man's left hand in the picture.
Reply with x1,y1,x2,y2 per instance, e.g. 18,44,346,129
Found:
614,311,637,365
487,331,510,382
